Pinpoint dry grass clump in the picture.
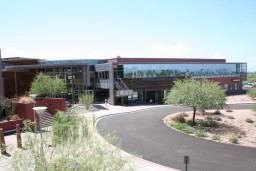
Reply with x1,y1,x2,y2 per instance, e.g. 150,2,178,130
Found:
213,110,221,115
226,109,233,112
213,116,222,121
172,114,186,123
227,115,235,119
205,116,213,121
245,118,254,123
18,96,33,103
223,130,243,138
180,112,189,117
11,114,20,120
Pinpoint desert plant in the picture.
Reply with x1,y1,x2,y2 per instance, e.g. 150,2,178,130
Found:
213,110,221,115
229,136,239,144
247,88,256,98
9,115,133,171
18,96,33,103
227,115,235,119
172,114,186,123
245,118,254,123
213,116,222,121
52,111,79,145
180,112,189,117
252,104,256,113
79,94,94,110
165,79,226,126
181,127,194,134
226,109,233,112
11,114,20,120
200,121,218,127
195,129,207,137
205,115,213,121
212,134,221,140
169,122,185,130
187,120,197,127
29,73,67,97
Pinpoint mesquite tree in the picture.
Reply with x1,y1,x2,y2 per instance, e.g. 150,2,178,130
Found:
165,78,226,126
29,73,67,97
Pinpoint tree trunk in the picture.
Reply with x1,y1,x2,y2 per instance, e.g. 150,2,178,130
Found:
192,108,196,126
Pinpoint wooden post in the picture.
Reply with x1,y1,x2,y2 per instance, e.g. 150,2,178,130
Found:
16,124,22,148
0,128,6,154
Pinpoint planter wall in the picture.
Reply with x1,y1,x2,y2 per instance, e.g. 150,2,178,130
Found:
0,119,24,131
1,98,66,133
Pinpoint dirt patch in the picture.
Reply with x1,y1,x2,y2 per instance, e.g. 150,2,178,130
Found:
163,109,256,148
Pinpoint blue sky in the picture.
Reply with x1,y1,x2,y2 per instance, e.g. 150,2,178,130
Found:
0,0,255,71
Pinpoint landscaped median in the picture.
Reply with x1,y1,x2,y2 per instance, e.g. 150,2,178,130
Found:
0,109,135,171
163,109,256,147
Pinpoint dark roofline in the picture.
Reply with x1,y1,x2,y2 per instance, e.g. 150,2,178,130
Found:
4,63,89,71
107,57,227,63
2,57,39,61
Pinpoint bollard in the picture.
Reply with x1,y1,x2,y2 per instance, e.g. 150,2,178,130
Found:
16,124,22,148
0,128,6,154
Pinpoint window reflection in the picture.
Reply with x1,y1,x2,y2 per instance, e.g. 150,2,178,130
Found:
116,63,246,79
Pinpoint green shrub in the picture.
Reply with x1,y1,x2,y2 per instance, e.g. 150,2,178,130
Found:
181,127,194,134
172,114,186,123
79,94,94,110
227,115,235,119
10,115,133,171
226,109,233,112
187,120,197,127
29,73,67,97
213,116,222,121
200,121,210,127
247,88,256,98
246,118,254,123
200,121,218,127
229,136,239,144
169,122,185,130
52,111,79,145
252,104,256,113
208,120,218,127
195,129,207,137
212,134,221,140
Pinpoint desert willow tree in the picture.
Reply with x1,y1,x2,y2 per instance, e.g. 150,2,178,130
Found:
165,78,226,126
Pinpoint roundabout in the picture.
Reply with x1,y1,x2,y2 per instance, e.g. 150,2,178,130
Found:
97,104,256,171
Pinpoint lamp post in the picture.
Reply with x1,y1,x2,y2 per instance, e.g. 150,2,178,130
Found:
33,106,47,153
29,94,37,133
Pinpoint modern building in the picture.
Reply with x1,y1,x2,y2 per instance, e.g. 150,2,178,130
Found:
1,55,247,105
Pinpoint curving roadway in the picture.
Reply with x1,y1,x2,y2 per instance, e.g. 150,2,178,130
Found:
97,104,256,171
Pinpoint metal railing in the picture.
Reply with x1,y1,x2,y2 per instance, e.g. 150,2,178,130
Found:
115,78,133,97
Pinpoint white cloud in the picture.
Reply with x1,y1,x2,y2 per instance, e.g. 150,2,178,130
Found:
150,42,193,58
1,47,32,58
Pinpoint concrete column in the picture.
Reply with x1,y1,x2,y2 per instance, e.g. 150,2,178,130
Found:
109,63,115,105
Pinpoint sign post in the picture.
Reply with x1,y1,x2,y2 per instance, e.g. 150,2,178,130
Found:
184,156,189,171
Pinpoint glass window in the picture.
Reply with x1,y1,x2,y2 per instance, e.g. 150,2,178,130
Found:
116,63,245,79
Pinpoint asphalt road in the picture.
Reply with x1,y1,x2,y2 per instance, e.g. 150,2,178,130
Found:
97,104,256,171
